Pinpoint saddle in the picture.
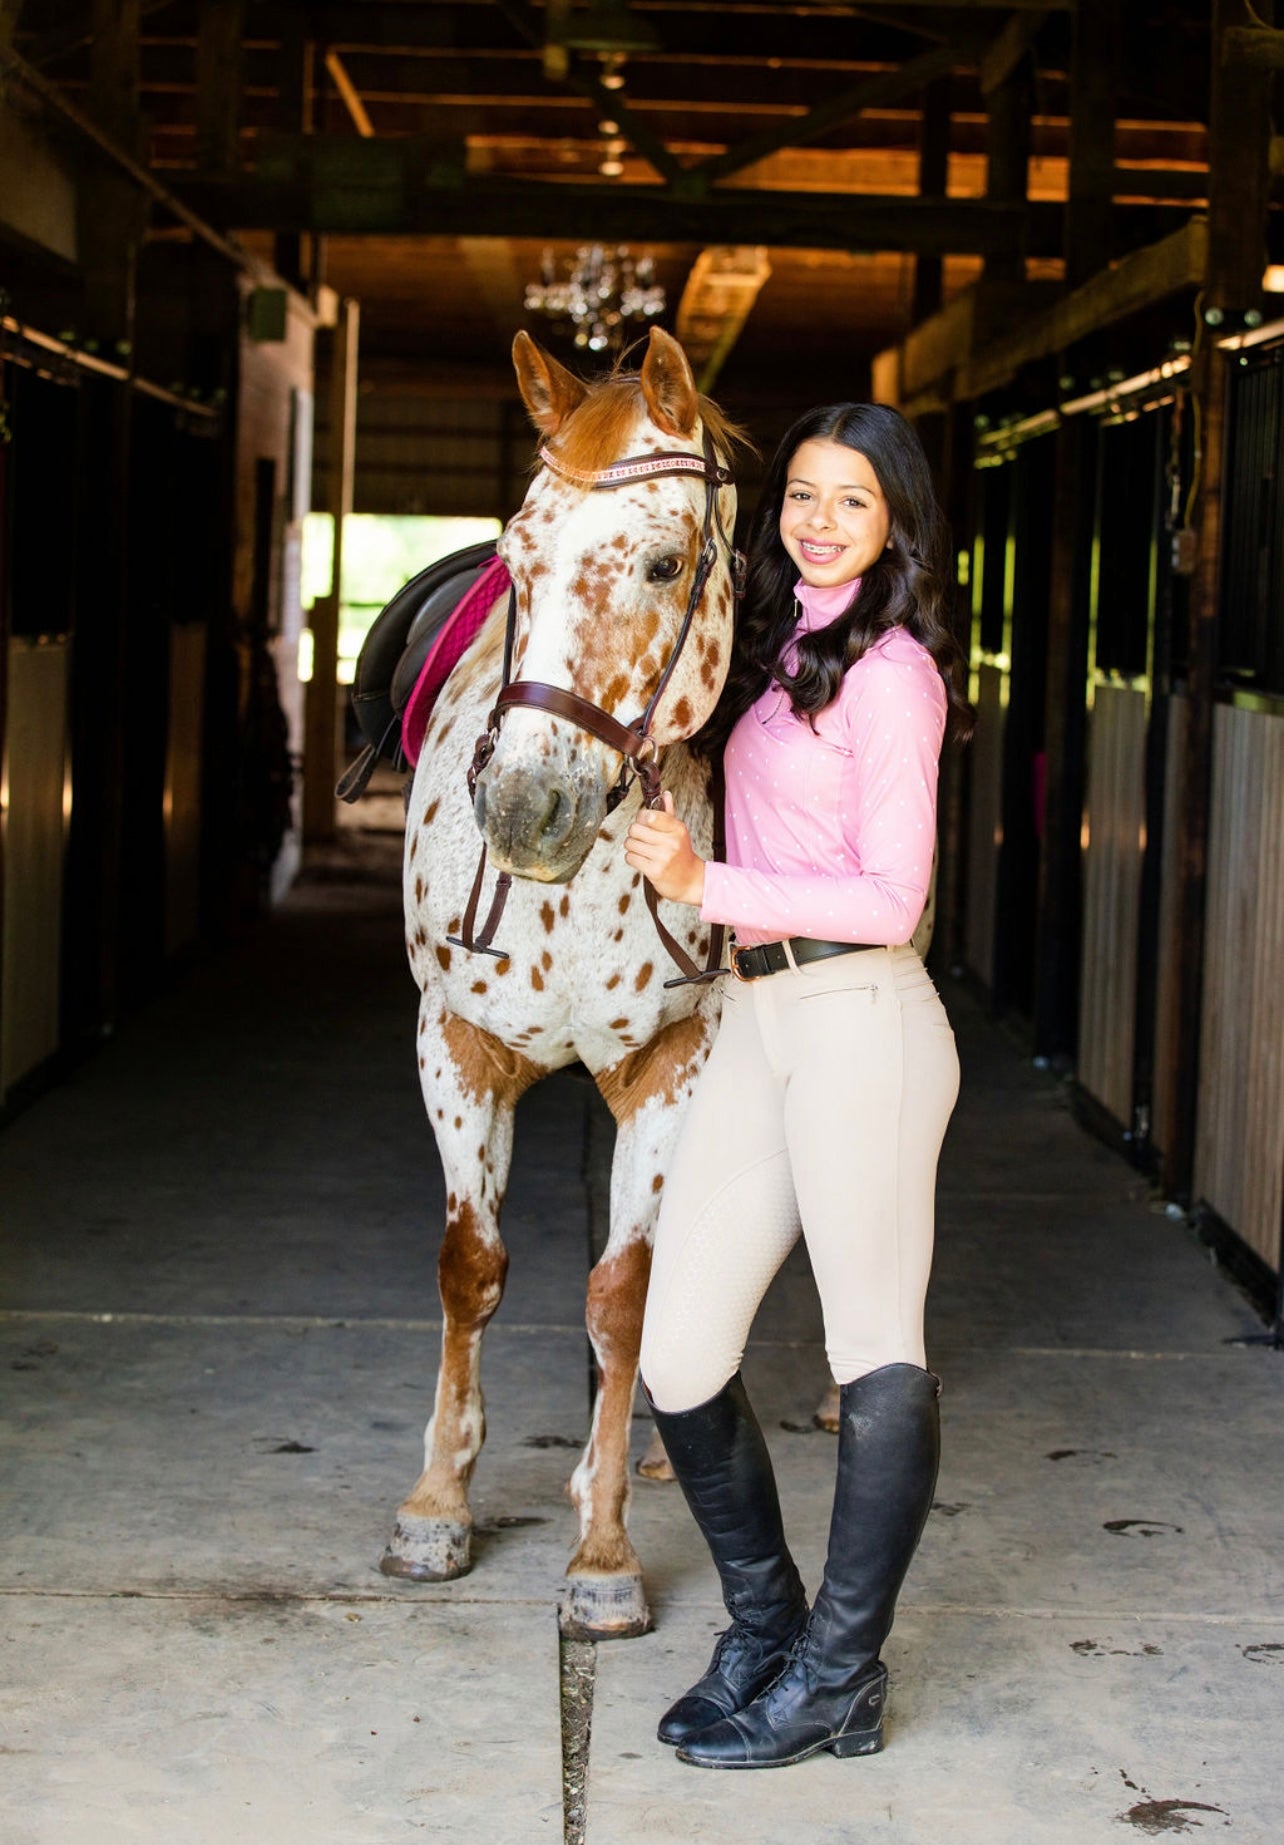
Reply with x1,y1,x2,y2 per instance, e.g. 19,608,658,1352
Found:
336,538,505,802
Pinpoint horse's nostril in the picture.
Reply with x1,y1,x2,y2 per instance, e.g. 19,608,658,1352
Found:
538,784,575,847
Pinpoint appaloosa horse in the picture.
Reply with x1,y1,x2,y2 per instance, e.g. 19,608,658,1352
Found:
381,327,743,1638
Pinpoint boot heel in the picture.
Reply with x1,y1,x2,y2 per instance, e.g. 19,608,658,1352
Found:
828,1722,884,1758
827,1669,886,1757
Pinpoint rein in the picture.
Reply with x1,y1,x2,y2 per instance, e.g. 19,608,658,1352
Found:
448,426,743,988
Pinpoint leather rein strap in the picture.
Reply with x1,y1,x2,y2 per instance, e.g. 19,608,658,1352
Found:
449,428,740,987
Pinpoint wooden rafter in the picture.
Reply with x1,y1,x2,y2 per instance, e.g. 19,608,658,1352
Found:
979,8,1049,95
675,245,772,391
679,42,964,191
325,47,375,137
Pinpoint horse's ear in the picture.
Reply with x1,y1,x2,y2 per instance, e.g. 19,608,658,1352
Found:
640,327,699,439
512,331,588,435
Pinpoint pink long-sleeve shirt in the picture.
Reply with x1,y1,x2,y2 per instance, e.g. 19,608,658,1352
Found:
700,579,947,948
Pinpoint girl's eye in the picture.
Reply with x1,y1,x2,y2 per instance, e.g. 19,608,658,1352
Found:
647,555,684,583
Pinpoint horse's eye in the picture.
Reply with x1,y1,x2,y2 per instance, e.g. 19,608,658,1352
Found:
647,555,684,583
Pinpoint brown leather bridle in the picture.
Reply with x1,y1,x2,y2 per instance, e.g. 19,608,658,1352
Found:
448,426,744,987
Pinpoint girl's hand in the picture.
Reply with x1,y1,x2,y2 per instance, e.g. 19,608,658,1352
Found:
624,791,706,907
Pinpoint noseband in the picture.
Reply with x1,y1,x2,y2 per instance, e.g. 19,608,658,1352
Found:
450,426,744,985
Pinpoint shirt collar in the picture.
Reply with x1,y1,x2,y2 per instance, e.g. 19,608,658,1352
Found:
794,577,860,632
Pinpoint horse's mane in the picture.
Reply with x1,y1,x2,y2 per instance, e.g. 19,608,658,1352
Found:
542,373,750,477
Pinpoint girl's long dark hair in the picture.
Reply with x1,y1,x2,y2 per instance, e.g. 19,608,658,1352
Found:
698,403,974,755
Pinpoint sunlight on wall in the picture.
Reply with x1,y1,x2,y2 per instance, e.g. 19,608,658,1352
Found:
299,513,501,683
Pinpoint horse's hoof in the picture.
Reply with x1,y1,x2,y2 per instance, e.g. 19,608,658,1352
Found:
379,1515,472,1581
559,1571,652,1640
636,1428,675,1483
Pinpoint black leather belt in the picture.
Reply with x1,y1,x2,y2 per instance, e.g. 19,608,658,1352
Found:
729,937,882,982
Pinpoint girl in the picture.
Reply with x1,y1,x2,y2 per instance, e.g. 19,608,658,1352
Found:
624,402,972,1771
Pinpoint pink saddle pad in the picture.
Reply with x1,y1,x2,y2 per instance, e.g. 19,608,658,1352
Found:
400,555,512,766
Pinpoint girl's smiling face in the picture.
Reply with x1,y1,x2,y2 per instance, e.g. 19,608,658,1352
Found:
778,438,891,588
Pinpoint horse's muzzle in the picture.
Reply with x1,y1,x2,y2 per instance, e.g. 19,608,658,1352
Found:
474,757,608,882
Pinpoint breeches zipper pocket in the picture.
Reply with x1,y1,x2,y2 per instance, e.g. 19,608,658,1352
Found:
797,980,879,1001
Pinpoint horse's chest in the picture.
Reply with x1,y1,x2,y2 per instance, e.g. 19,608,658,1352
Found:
404,653,714,1072
431,879,703,1071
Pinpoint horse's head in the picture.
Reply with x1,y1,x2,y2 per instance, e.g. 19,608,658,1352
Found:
474,326,741,883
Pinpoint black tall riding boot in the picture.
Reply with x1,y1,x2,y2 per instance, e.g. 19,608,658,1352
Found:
647,1373,809,1747
676,1362,940,1769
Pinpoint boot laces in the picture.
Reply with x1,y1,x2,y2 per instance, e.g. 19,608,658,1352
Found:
716,1606,803,1673
757,1622,816,1700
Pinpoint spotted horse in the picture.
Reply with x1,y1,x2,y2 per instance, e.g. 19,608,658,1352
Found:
382,327,744,1638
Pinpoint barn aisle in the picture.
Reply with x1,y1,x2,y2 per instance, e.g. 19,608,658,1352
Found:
2,832,1282,1844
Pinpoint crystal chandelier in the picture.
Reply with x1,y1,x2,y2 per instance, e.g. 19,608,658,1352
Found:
524,244,666,354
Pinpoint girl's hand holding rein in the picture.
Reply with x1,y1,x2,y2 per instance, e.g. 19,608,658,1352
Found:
624,791,706,908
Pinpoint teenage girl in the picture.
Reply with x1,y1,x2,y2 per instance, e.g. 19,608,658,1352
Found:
623,402,972,1770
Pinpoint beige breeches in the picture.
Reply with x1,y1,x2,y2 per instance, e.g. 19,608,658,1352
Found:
640,944,960,1414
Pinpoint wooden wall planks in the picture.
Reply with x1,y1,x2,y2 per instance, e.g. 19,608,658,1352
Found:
1195,703,1284,1273
1151,694,1189,1162
1077,682,1148,1127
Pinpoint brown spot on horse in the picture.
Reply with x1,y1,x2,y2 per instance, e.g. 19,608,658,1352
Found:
596,1011,713,1125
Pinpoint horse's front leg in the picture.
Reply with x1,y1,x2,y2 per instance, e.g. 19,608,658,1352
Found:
561,1012,715,1638
381,1002,537,1582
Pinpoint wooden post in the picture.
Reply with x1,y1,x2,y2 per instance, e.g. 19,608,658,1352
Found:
274,3,314,289
62,0,142,1043
196,0,244,175
1029,0,1118,1057
0,331,10,1075
82,0,144,344
1031,417,1092,1059
0,0,15,1056
982,56,1032,286
1163,0,1274,1202
934,402,974,978
302,296,358,845
913,76,951,324
1064,0,1118,287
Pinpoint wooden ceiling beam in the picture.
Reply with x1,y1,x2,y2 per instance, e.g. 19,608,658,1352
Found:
880,215,1208,412
1222,23,1284,68
828,0,1065,7
175,149,1193,255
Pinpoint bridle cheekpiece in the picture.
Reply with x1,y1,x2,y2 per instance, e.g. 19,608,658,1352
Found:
451,425,744,985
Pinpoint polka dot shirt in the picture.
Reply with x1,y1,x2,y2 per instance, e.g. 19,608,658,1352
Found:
701,595,947,948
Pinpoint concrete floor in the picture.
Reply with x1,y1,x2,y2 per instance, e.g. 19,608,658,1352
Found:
2,826,1282,1844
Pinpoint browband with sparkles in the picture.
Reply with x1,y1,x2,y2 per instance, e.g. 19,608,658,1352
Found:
538,445,732,489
